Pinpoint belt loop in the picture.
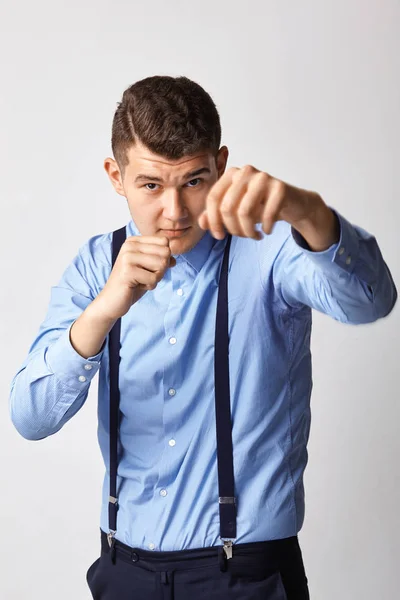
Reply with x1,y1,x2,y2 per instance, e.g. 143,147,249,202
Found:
160,571,168,584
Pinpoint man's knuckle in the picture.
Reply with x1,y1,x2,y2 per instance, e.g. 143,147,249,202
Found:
273,179,285,195
160,246,170,257
221,200,234,214
238,205,252,218
257,171,269,184
207,193,218,204
160,257,169,269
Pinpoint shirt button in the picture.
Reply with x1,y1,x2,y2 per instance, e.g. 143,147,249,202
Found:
84,364,93,371
345,256,352,265
168,388,176,396
78,375,87,383
169,439,176,447
160,489,168,497
148,542,155,550
177,288,183,296
338,247,345,255
131,552,139,562
169,337,177,345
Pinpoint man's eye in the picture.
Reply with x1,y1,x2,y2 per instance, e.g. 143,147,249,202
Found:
186,178,203,187
143,179,203,191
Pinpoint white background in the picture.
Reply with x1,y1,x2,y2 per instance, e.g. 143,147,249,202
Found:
1,1,399,598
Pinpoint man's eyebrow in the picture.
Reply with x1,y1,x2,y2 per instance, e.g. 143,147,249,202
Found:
134,167,212,184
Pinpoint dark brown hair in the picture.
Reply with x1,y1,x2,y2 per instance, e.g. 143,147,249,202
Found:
111,75,222,174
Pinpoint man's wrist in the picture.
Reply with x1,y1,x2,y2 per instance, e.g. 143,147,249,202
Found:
291,195,340,252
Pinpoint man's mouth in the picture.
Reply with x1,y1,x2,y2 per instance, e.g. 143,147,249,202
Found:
161,226,191,237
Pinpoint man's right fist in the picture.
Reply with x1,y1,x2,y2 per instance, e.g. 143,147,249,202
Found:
94,235,176,320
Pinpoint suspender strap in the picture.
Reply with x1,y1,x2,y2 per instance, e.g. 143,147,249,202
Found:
107,226,126,552
214,234,236,543
107,229,236,557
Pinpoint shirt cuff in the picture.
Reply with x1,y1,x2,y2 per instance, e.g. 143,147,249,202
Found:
290,207,360,275
45,321,105,390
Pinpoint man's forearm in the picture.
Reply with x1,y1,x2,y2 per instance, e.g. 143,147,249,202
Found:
70,299,118,359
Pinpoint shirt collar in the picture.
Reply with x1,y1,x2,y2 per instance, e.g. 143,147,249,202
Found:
176,229,217,273
125,219,217,274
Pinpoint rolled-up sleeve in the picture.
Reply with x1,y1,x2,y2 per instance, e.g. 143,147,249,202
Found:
274,207,397,324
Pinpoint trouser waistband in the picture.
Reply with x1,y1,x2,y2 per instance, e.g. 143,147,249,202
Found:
100,528,300,572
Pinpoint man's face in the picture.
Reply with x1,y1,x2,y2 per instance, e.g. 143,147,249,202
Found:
104,140,229,255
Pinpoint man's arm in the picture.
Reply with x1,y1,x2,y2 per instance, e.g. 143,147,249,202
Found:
272,207,397,324
290,198,341,252
197,163,397,324
9,238,112,440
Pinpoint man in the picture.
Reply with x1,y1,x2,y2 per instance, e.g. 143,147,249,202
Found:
9,75,397,600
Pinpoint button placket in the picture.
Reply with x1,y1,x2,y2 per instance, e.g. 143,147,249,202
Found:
157,262,186,519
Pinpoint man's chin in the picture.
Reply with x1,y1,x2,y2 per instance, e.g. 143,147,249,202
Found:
169,238,193,256
168,231,202,256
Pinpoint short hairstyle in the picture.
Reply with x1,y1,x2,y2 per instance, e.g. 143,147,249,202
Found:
111,75,222,174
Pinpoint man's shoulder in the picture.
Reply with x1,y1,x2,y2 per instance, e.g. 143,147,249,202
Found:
78,222,130,268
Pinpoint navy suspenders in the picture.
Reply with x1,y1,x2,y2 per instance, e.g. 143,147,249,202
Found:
107,226,125,549
214,232,236,556
107,226,236,565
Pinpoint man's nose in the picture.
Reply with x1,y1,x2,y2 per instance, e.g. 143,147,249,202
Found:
162,189,188,220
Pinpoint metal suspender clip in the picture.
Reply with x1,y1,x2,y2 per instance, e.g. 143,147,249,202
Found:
107,529,117,564
219,496,236,559
107,530,116,548
108,495,119,548
222,539,233,559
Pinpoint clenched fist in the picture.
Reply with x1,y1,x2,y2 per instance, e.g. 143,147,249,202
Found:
95,236,176,320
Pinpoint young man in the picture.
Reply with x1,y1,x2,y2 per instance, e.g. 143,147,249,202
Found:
9,75,397,600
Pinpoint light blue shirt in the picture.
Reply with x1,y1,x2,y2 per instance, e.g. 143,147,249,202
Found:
9,208,397,551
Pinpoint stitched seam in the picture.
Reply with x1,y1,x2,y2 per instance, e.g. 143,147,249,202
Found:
286,312,298,533
256,241,298,531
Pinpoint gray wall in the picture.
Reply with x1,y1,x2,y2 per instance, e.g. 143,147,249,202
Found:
1,1,399,598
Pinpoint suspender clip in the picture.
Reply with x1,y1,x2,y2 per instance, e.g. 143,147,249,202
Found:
107,530,116,548
222,539,233,559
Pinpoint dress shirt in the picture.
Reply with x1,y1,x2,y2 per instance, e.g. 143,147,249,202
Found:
9,207,397,551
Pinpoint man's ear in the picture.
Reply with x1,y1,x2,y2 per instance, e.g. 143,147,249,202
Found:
104,157,126,197
216,146,229,178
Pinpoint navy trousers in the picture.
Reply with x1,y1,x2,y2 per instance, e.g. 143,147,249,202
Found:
86,529,310,599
